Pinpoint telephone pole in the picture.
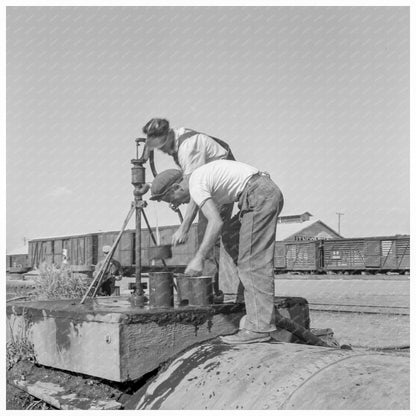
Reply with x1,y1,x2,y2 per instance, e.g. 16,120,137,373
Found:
336,212,344,235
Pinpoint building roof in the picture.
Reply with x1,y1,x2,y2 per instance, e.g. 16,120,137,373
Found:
6,245,28,255
276,219,318,240
276,218,341,241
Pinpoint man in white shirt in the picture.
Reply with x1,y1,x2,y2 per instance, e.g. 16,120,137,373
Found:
150,160,284,344
143,118,235,298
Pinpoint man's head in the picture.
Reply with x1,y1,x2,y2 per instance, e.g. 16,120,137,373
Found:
142,118,175,155
150,169,190,206
102,245,111,254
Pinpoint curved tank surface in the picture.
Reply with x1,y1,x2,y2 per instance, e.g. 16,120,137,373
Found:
130,341,409,410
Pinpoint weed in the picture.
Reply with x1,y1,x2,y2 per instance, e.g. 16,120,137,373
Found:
6,339,36,370
6,314,36,370
32,263,90,300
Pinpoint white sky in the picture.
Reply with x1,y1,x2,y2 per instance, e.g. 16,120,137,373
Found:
5,5,410,251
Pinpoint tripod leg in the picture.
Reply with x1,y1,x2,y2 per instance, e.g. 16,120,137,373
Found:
80,204,136,304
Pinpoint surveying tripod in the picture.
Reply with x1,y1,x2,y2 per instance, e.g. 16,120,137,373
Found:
80,138,182,306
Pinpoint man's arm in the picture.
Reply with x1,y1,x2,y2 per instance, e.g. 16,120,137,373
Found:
172,199,199,245
184,199,223,276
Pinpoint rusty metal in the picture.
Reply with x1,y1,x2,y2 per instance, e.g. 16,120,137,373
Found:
175,274,192,306
148,272,174,308
130,140,149,306
188,276,213,306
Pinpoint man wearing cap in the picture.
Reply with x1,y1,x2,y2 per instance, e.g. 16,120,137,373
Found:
150,159,284,344
93,245,122,296
143,118,236,295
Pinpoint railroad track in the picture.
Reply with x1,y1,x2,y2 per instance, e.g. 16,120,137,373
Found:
308,302,409,315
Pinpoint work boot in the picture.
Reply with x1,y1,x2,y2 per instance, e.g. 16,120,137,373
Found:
220,329,271,345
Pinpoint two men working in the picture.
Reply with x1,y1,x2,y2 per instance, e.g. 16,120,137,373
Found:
143,118,235,297
144,118,284,345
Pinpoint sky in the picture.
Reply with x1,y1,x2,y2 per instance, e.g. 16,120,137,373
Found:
6,5,410,252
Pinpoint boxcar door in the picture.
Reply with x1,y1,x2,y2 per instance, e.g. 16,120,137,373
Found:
380,239,397,270
53,240,63,265
364,240,381,268
274,243,286,270
396,238,410,270
286,244,297,270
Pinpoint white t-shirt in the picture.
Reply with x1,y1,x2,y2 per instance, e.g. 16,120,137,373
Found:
174,127,228,175
189,160,259,207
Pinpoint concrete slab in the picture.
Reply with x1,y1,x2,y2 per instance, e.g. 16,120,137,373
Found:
7,296,310,382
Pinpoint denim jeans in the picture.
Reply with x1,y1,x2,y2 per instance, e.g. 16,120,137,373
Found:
197,203,234,293
234,174,284,332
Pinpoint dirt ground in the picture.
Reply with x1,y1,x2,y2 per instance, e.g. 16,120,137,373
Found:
6,274,410,410
6,359,129,410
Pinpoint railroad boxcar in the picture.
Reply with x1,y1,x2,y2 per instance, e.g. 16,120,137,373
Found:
322,235,410,273
6,253,30,273
95,224,198,270
28,233,98,269
27,223,199,272
274,240,322,273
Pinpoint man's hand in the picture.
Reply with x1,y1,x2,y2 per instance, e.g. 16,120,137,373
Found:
172,227,188,246
184,254,204,276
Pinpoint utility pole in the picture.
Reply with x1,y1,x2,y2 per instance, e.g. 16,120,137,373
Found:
336,212,344,235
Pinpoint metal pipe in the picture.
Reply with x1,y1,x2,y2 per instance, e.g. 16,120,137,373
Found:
135,200,143,296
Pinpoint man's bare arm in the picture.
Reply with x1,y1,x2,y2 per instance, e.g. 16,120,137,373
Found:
171,199,199,245
196,199,223,258
184,198,223,276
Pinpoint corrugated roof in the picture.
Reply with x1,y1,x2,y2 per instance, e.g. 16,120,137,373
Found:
275,219,321,241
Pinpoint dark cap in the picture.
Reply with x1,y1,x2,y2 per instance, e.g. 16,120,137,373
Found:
150,169,183,201
142,118,170,150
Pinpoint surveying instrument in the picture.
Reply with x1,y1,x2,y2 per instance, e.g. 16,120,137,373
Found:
80,138,181,306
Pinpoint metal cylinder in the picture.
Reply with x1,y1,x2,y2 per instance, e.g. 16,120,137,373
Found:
188,276,213,306
133,342,410,410
131,165,146,185
149,272,174,308
175,274,192,306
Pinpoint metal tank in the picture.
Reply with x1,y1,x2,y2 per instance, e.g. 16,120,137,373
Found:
129,341,409,410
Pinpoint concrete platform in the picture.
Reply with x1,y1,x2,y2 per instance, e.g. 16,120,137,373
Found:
7,296,310,382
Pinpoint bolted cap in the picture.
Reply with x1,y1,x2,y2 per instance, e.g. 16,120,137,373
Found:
102,245,111,254
150,169,183,201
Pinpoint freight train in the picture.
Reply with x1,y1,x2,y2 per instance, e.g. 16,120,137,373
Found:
6,227,410,275
275,235,410,274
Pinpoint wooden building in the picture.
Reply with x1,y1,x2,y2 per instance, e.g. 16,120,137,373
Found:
276,212,342,242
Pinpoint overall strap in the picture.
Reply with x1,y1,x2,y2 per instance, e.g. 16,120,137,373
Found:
175,129,235,164
172,131,197,167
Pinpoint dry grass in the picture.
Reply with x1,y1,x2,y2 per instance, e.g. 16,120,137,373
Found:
32,262,90,300
6,338,35,370
6,312,36,370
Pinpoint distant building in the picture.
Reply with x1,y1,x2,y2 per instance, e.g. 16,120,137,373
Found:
6,245,29,272
276,212,342,242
